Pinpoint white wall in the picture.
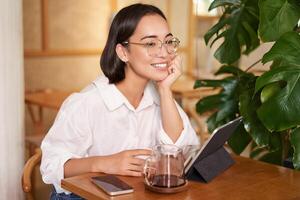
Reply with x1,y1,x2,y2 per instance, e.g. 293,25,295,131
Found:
0,0,24,199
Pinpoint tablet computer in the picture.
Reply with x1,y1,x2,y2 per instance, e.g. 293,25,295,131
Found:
184,116,243,174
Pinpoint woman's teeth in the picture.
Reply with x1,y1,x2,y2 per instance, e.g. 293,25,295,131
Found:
151,63,167,68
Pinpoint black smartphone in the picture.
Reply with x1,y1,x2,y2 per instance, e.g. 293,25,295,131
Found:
91,175,134,196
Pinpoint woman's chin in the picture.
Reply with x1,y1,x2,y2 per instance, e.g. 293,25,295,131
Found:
151,73,168,82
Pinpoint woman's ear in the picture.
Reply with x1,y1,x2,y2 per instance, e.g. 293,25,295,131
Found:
116,44,128,62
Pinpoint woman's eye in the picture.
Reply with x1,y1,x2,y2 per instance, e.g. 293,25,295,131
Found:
166,40,174,45
145,42,156,47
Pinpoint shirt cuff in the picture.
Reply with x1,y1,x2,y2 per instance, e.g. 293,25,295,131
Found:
157,101,200,148
41,150,80,194
158,118,191,148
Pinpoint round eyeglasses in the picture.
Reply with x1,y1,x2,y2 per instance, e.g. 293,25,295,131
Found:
122,37,180,57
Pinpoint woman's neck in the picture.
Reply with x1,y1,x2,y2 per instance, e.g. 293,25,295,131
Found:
116,73,148,109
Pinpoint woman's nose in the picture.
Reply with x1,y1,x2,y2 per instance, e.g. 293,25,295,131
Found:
156,43,168,57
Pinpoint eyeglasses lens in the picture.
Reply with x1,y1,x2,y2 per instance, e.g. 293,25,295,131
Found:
147,38,180,56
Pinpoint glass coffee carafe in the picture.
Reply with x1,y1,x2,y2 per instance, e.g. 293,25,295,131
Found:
143,144,186,188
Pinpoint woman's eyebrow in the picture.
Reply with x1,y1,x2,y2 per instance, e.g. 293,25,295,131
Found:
140,33,173,41
140,35,157,40
165,33,173,38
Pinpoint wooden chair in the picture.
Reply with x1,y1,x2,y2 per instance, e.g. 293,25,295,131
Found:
22,148,42,200
25,89,47,156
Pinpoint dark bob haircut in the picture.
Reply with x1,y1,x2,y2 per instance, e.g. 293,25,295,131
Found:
100,3,166,84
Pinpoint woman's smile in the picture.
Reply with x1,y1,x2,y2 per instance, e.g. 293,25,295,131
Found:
151,62,168,71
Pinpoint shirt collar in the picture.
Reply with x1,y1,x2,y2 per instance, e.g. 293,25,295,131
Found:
94,76,160,111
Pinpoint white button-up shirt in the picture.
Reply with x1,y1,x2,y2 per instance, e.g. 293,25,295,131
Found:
40,76,199,193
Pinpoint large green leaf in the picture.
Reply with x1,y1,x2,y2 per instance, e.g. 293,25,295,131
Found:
250,145,266,159
215,65,254,77
262,32,300,67
215,99,237,122
291,127,300,169
258,132,284,165
249,133,283,165
195,69,256,134
255,66,300,131
258,0,300,42
195,76,239,117
196,94,222,114
239,86,271,147
228,122,252,154
206,112,235,133
204,0,260,64
239,84,284,164
194,79,227,89
207,113,221,132
209,0,241,11
195,76,239,93
259,149,282,165
195,78,238,115
204,17,229,45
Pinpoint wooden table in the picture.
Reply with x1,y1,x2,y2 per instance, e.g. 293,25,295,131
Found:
61,156,300,200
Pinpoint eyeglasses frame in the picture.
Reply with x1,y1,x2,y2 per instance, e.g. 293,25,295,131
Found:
122,37,180,56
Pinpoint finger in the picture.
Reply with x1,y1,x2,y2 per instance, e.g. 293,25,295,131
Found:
172,64,181,75
127,164,144,172
168,66,175,74
169,58,181,71
174,56,183,71
126,170,142,177
171,67,175,73
130,157,146,166
168,55,177,67
169,65,180,76
127,149,152,156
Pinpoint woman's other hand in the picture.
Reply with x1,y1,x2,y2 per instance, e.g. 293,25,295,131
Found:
92,149,152,176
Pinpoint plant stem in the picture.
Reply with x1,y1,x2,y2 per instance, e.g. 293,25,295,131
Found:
281,130,291,163
245,59,262,72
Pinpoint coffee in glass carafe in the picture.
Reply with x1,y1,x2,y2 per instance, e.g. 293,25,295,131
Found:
143,144,186,188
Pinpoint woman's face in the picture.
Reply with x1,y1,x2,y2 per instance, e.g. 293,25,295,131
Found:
124,14,175,82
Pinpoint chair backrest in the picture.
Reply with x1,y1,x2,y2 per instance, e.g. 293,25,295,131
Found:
22,148,42,200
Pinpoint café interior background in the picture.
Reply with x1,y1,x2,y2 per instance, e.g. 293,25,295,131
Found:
23,0,271,135
0,0,275,199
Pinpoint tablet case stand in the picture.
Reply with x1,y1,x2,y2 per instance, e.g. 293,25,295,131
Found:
185,117,242,183
186,146,234,182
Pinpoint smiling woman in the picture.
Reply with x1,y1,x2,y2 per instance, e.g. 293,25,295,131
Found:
40,3,199,199
114,14,180,85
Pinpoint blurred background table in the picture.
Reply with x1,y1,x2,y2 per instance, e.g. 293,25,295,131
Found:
25,89,72,110
171,75,220,142
25,89,73,155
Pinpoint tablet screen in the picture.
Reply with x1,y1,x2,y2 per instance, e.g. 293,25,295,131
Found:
184,117,243,174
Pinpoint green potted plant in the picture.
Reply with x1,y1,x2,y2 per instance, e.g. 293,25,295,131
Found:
194,0,300,168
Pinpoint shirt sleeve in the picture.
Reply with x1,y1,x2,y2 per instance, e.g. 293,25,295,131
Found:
40,93,92,193
157,101,200,148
